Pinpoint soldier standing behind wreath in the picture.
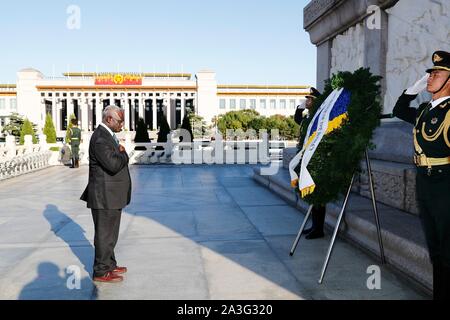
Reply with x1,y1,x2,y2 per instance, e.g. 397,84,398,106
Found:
69,118,82,168
293,87,326,239
393,50,450,300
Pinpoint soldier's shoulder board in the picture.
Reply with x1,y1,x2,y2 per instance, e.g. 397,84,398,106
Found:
439,101,449,109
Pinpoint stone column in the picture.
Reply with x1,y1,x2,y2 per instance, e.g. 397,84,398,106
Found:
40,98,46,129
55,98,61,132
123,98,130,130
130,99,136,131
51,94,57,132
167,97,172,129
316,40,332,93
152,96,157,130
139,96,145,121
95,98,103,127
364,9,388,104
181,97,185,122
81,98,89,131
67,99,74,126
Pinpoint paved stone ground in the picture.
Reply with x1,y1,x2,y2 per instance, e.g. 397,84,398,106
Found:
0,165,429,300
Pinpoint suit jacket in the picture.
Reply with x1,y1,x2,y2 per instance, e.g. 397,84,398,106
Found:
80,125,132,209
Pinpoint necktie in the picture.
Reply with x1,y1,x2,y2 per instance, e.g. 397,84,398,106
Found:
113,134,120,145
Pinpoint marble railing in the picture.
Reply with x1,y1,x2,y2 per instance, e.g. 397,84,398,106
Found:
0,131,288,180
0,136,52,181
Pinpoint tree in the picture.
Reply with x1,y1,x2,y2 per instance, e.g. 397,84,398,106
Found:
65,114,76,144
156,114,171,150
217,109,260,137
19,118,37,145
1,112,24,137
43,113,57,143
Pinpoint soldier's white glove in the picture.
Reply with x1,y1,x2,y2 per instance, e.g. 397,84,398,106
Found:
405,74,429,95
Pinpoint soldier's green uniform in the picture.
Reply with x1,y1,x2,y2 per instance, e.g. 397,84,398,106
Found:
393,50,450,300
69,124,82,168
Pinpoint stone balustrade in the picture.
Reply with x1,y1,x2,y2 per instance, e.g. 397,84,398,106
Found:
0,131,283,180
0,135,52,181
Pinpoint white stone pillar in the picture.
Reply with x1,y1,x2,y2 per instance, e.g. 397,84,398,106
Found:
152,97,157,130
51,95,57,132
181,97,185,121
123,98,130,131
95,98,103,128
40,98,46,130
193,95,198,115
67,99,74,124
88,97,95,131
55,98,61,132
82,99,89,131
39,134,47,149
6,135,16,159
139,97,145,121
165,95,171,129
24,135,33,153
130,99,136,131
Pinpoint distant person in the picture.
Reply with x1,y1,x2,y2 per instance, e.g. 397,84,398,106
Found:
81,106,132,283
294,87,326,239
69,118,81,168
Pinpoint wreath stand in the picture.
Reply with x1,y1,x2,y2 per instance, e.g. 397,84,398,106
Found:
289,149,386,284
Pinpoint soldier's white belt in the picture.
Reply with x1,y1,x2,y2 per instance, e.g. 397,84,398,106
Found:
414,154,450,167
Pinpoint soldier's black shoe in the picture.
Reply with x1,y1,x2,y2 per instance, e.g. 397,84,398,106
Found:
302,227,313,235
305,229,324,240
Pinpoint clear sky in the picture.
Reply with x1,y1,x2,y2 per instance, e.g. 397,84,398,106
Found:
0,0,316,86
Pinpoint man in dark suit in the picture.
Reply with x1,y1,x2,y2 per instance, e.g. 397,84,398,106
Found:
81,105,132,283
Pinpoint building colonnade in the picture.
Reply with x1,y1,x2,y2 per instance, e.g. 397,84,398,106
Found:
40,91,197,133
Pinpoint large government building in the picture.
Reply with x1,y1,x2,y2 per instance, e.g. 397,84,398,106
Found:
0,68,309,137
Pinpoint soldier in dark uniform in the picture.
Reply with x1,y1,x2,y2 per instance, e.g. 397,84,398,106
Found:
293,87,326,239
69,118,82,168
393,50,450,300
294,87,321,149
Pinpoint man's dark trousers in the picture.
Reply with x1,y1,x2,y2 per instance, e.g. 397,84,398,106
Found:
91,209,122,277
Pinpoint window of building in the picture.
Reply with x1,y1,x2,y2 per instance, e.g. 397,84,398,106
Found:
270,99,276,109
280,100,286,109
0,99,5,110
260,99,266,109
219,99,226,109
230,99,236,109
10,99,17,110
240,99,246,109
250,99,256,109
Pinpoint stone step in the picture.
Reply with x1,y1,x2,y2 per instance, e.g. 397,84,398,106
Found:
253,166,432,294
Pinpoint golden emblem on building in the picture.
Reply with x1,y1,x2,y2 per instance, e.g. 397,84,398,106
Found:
113,74,124,85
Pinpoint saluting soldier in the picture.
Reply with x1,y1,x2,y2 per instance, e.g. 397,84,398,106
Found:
69,118,82,168
293,87,326,239
393,50,450,300
294,87,321,150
